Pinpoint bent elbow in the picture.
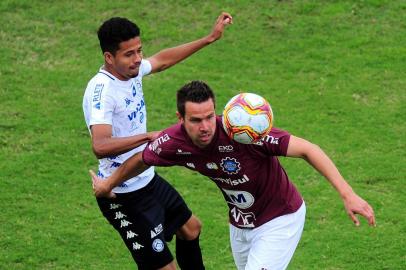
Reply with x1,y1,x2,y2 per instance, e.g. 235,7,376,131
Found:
92,143,108,159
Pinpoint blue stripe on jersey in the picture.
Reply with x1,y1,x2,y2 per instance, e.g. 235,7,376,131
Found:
98,71,115,80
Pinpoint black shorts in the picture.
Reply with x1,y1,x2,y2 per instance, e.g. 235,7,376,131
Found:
97,173,192,270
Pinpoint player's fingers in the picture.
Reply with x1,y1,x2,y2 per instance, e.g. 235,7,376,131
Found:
108,192,117,199
348,211,360,226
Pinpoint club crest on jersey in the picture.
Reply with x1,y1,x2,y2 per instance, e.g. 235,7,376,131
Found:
220,157,241,175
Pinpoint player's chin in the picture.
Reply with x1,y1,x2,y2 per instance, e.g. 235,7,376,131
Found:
128,69,140,78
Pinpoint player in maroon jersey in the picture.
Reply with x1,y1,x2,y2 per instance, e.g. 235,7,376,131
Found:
91,81,375,270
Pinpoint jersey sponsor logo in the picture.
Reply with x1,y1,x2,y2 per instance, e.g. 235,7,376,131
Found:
230,207,256,228
222,189,254,209
211,174,250,186
150,224,163,238
149,134,170,153
92,83,104,102
152,239,164,252
220,157,241,175
186,163,195,169
218,145,233,152
176,149,191,155
127,99,145,121
124,97,134,107
206,162,218,170
262,135,279,144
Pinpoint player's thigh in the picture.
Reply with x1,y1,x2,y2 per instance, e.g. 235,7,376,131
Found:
229,224,250,270
152,174,194,241
97,195,174,269
246,203,306,270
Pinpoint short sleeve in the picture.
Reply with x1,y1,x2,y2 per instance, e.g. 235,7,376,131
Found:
252,127,291,156
139,59,152,77
142,132,176,167
88,83,115,127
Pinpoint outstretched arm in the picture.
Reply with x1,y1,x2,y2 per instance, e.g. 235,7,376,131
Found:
90,151,150,198
147,12,232,73
286,135,376,226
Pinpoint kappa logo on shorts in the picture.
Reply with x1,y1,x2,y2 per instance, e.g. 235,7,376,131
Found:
152,239,164,252
220,157,241,175
133,242,144,250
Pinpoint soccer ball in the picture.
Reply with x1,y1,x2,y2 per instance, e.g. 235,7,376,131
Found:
222,93,273,144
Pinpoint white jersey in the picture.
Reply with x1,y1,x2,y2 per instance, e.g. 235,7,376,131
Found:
83,59,155,193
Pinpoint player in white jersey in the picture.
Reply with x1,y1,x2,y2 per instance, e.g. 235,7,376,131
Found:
83,14,232,270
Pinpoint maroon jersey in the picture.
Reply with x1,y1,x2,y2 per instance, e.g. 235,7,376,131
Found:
143,116,303,228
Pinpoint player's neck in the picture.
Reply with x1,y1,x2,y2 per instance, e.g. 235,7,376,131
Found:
102,64,129,81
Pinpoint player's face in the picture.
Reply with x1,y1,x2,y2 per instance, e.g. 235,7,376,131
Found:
179,99,217,148
104,37,143,80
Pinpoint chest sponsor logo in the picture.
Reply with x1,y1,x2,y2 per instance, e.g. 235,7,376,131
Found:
230,207,256,228
222,189,254,209
127,99,145,121
218,145,233,152
124,97,134,108
149,134,170,153
206,162,218,170
220,157,241,175
211,174,250,186
176,149,191,155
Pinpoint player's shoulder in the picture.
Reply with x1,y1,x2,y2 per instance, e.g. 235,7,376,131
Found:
84,70,116,97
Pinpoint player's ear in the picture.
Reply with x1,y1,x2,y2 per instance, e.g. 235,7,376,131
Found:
176,111,184,123
104,52,114,65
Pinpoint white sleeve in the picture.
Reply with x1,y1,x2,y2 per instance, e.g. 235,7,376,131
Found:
88,83,115,127
139,59,152,77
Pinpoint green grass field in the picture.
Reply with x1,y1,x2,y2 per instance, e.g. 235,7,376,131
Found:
1,0,405,269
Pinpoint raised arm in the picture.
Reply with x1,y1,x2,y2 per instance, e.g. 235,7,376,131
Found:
90,124,159,158
286,135,376,227
147,12,232,73
90,151,149,198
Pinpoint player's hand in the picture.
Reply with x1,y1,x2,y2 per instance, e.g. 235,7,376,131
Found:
342,192,376,227
89,170,116,199
147,131,161,141
208,12,233,42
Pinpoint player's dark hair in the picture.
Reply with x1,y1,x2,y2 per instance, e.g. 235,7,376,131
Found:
97,17,140,55
177,80,216,117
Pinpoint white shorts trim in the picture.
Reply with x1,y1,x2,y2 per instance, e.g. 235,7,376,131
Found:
229,202,306,270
